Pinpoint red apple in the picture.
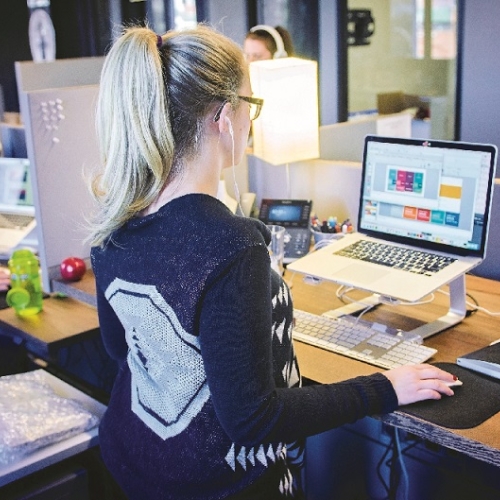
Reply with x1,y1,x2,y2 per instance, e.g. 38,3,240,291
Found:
60,257,87,281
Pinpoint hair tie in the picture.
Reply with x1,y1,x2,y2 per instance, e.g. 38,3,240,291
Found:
157,35,163,48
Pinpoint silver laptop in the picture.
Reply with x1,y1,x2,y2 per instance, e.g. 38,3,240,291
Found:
0,158,36,257
288,135,497,302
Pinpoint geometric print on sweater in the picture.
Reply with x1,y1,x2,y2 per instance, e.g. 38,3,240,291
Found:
272,278,300,389
271,277,304,497
105,278,209,440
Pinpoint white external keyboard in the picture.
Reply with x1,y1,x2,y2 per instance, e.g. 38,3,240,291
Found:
293,309,437,370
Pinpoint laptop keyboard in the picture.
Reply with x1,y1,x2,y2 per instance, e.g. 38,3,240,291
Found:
293,309,437,370
335,240,456,275
0,213,34,229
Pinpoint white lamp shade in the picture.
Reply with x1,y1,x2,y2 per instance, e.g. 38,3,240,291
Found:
249,57,320,166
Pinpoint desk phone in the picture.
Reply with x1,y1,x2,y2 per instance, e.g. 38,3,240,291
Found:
258,199,312,263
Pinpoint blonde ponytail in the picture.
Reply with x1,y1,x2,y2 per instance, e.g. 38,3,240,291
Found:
88,24,244,247
89,27,174,246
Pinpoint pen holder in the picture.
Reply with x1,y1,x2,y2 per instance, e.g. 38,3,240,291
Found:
312,230,344,246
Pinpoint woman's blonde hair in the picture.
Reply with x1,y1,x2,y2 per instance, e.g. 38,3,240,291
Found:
88,24,245,246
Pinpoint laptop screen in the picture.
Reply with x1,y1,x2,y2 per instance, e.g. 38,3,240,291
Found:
358,136,497,258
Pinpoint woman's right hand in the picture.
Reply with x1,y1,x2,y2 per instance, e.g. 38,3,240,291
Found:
383,363,457,406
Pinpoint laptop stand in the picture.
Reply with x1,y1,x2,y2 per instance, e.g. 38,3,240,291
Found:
323,273,467,343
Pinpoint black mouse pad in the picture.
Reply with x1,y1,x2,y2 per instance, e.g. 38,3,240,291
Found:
399,362,500,429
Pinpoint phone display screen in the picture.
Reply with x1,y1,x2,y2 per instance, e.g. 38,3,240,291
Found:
268,204,302,223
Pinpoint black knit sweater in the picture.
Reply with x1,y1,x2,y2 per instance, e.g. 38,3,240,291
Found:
91,194,398,499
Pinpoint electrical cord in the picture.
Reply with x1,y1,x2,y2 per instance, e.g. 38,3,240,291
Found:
375,427,412,500
355,302,377,323
394,428,409,500
463,293,479,317
336,283,500,318
375,437,392,499
336,284,436,308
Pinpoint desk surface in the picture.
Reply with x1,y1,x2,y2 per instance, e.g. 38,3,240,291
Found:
1,269,499,467
0,293,99,358
287,270,500,467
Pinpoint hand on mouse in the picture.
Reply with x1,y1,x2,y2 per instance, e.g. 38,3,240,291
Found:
0,268,10,292
383,363,458,406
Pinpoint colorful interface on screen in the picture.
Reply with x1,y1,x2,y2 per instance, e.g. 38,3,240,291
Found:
360,141,492,251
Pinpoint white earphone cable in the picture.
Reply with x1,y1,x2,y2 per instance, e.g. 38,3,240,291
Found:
228,120,244,215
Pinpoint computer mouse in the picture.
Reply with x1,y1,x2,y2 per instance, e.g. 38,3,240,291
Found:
445,379,463,387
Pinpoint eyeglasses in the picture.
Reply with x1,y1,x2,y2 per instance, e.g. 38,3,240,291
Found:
213,96,264,122
239,96,264,121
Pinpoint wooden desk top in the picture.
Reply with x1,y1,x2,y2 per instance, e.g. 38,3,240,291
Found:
286,270,500,466
0,268,99,358
0,294,99,358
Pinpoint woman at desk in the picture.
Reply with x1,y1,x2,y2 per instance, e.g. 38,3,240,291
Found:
88,24,456,500
243,25,294,62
